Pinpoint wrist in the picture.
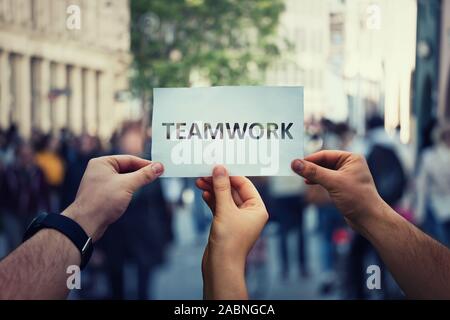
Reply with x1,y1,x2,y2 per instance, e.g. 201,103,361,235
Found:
208,241,247,267
62,202,104,242
203,250,248,300
350,196,391,239
204,244,246,274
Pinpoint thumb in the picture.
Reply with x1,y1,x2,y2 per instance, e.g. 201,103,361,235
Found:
125,162,164,191
212,165,234,209
291,159,335,188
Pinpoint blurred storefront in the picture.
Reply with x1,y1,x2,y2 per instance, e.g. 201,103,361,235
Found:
0,0,131,139
414,0,443,152
329,0,417,138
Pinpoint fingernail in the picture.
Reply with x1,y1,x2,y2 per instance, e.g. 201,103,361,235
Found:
292,159,304,172
213,165,227,177
151,162,164,175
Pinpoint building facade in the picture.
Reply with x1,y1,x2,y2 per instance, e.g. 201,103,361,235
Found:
265,0,330,119
0,0,131,139
414,0,441,152
330,0,417,138
267,0,417,139
439,0,450,121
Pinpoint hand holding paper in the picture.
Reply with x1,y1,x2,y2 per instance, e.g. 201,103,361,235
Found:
196,166,268,300
151,86,303,177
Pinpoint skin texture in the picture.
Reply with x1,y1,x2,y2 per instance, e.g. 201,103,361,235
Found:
0,155,164,300
292,150,450,299
196,166,268,300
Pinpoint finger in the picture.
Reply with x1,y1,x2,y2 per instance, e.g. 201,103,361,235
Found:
291,159,336,189
212,165,234,209
203,176,212,183
304,150,352,170
196,178,213,192
230,176,264,205
105,155,152,174
202,191,216,213
124,162,164,191
202,177,213,188
231,188,244,207
199,176,242,206
201,177,244,206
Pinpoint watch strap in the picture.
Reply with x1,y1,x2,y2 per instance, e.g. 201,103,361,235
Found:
24,213,93,270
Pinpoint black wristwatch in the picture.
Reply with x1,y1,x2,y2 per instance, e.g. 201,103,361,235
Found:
23,212,94,270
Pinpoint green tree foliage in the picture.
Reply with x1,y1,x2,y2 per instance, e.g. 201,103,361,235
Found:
130,0,285,103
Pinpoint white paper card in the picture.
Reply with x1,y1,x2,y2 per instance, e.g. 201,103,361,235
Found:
151,86,303,177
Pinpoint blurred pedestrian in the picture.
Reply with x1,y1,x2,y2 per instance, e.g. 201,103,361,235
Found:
34,134,65,213
61,134,99,211
4,143,50,234
190,178,211,243
365,116,407,206
348,115,406,299
0,125,19,167
312,121,348,294
269,176,307,279
416,122,450,246
0,131,9,257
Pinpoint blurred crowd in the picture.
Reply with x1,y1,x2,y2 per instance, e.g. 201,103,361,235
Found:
1,116,450,299
0,122,173,299
246,115,450,299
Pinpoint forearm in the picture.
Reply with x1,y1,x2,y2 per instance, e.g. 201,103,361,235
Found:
0,228,80,299
203,245,248,300
358,200,450,299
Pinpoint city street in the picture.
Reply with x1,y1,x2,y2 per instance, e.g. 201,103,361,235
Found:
1,0,449,304
153,206,335,300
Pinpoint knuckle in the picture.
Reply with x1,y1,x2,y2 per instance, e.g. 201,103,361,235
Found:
214,182,230,192
307,164,318,179
142,168,155,182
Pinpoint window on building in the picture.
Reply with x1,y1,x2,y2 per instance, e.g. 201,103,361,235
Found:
49,62,57,129
66,65,73,127
81,69,87,133
8,54,16,124
446,69,450,119
0,0,11,23
95,71,101,134
30,0,37,30
31,57,39,129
